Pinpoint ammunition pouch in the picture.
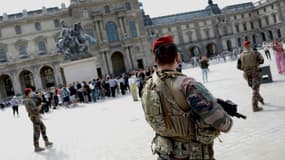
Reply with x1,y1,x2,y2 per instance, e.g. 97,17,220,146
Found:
153,135,215,159
195,121,220,144
152,135,173,155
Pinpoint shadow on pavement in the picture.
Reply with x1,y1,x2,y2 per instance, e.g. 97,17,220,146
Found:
262,103,285,112
38,148,69,160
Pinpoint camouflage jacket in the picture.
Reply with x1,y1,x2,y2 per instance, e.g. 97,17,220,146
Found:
240,49,264,73
162,71,233,133
23,97,41,119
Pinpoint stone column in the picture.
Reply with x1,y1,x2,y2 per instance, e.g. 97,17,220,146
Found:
54,65,63,86
32,66,43,90
121,16,127,34
96,20,103,42
277,0,285,37
127,46,134,69
103,51,111,75
93,20,101,43
124,46,132,70
11,72,22,94
117,16,125,39
99,20,107,42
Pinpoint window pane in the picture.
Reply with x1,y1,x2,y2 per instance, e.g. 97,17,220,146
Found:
129,21,137,38
54,19,60,28
35,22,41,31
15,25,22,34
38,41,46,51
106,22,119,42
126,2,131,10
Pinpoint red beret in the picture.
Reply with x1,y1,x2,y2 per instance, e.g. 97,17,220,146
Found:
152,35,174,52
24,88,32,95
243,40,251,47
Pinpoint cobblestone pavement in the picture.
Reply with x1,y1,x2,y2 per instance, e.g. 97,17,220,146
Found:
0,56,284,160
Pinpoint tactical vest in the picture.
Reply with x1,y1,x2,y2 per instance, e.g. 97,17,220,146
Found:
141,71,196,141
240,50,259,72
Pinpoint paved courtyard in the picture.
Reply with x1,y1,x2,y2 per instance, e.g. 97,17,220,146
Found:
0,54,284,160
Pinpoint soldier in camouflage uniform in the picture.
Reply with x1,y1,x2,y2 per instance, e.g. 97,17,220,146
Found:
238,41,264,112
23,88,53,152
141,36,233,160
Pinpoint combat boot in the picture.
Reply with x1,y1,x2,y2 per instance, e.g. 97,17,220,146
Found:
45,141,53,148
34,146,45,152
253,107,263,112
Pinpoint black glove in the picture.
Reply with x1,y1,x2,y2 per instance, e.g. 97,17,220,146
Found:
217,98,246,119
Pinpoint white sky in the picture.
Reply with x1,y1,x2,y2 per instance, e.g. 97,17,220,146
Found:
0,0,259,17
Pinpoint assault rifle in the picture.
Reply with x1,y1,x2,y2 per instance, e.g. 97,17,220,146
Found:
217,99,246,119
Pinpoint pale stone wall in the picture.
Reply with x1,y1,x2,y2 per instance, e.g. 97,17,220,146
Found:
60,57,98,84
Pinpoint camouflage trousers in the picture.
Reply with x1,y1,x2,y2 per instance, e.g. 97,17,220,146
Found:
157,142,215,160
30,117,49,148
245,71,263,110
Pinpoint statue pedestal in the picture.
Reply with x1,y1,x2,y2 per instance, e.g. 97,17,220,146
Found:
60,57,98,84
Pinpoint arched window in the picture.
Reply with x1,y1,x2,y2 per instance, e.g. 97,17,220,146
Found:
106,21,119,42
129,21,137,38
104,5,110,13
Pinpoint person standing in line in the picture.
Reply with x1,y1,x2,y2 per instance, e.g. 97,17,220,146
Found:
141,35,233,160
69,83,78,107
109,76,117,97
238,40,265,112
61,84,71,107
10,96,19,117
263,41,271,60
23,88,53,152
128,72,138,101
272,39,285,75
199,56,209,83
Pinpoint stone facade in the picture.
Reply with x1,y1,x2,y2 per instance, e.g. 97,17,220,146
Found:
0,0,284,99
145,0,285,61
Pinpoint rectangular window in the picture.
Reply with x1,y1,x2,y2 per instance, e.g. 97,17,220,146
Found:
129,21,138,38
54,19,60,28
18,44,27,57
250,22,254,30
35,22,41,31
15,25,22,35
38,41,46,52
258,19,262,28
273,14,277,23
83,9,89,18
243,23,247,31
205,30,210,39
265,17,269,25
0,48,7,62
235,25,240,33
104,6,110,14
125,2,132,10
237,38,242,47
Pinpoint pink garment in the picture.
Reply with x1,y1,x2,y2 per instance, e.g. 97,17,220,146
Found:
273,44,285,74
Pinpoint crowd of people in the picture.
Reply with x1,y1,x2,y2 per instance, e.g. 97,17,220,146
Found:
23,67,160,114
